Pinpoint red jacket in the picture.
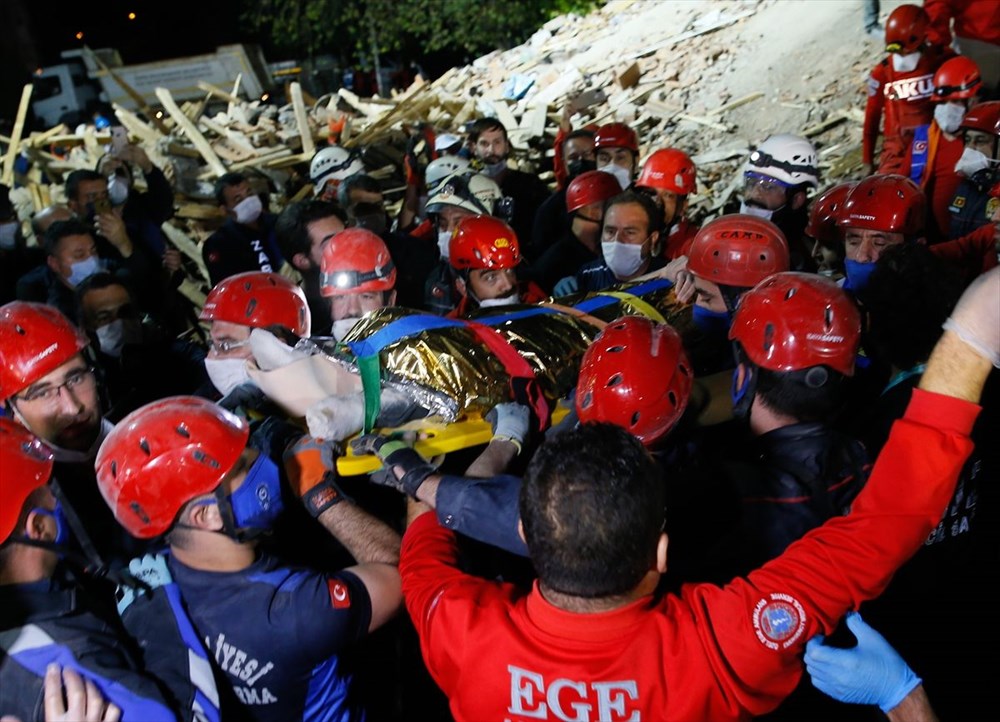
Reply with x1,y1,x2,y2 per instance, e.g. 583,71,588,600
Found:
925,0,1000,46
905,122,965,243
661,218,699,259
863,46,953,166
931,221,999,280
400,389,978,722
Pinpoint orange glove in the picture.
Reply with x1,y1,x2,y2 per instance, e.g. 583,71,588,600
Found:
283,435,350,517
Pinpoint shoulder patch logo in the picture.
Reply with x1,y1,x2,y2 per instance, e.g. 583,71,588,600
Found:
328,580,351,609
753,593,806,650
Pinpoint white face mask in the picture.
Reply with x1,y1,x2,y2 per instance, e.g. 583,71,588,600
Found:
233,194,263,225
598,163,632,191
95,318,143,358
66,256,104,287
332,318,360,342
954,146,991,177
0,221,17,250
602,240,647,279
739,201,776,221
205,357,253,397
934,102,966,134
437,231,451,260
892,51,921,73
478,291,520,308
107,175,129,206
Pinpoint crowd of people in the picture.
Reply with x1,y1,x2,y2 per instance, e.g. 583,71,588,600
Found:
1,2,999,720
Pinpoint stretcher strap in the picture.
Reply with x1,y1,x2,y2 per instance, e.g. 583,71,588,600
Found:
594,291,666,324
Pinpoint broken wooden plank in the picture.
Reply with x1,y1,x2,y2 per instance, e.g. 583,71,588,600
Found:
113,106,163,144
708,91,764,117
2,85,33,187
615,62,642,90
155,87,227,177
85,46,170,135
801,112,848,138
677,113,730,132
197,81,243,105
291,82,316,157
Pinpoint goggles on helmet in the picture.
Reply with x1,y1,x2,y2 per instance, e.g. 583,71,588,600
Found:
320,259,396,292
747,149,816,180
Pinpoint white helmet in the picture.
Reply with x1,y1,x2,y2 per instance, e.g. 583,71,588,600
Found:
426,171,502,216
310,146,364,194
745,134,819,188
426,156,471,192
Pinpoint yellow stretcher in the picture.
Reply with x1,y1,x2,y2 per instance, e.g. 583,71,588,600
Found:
335,402,572,476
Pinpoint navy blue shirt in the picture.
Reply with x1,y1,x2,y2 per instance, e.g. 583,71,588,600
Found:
168,554,372,722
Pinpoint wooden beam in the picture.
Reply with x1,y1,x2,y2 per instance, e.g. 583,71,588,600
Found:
197,81,242,105
85,46,170,134
155,87,227,177
290,82,316,157
708,91,764,117
2,85,33,187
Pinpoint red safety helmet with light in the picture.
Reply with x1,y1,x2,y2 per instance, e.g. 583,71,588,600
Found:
636,148,697,195
806,181,857,245
933,56,982,102
0,417,55,544
576,316,693,447
594,123,639,153
730,272,861,377
319,228,396,296
837,174,926,236
200,272,311,337
884,4,929,54
0,301,90,402
687,214,790,288
566,170,623,213
95,396,250,539
449,215,522,271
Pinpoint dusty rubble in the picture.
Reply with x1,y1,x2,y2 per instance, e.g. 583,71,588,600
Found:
1,0,886,302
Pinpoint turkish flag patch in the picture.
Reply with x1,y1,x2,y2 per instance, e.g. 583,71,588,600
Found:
328,580,351,609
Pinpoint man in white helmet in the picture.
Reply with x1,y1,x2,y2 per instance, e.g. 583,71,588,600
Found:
739,133,820,271
310,145,364,203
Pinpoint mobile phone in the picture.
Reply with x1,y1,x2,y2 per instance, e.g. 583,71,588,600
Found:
110,126,129,156
93,197,112,215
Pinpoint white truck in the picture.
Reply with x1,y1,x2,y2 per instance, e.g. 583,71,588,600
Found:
31,44,274,127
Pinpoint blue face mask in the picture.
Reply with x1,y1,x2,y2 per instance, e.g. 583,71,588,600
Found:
66,256,104,287
226,454,284,535
692,304,732,337
30,502,70,546
844,259,877,292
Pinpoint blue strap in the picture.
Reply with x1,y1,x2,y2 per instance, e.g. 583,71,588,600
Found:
882,363,926,396
909,124,930,186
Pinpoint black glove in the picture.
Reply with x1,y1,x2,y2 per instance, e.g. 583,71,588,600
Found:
351,434,435,498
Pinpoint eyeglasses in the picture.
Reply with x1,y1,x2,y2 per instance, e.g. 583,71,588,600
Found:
744,171,791,195
209,338,252,354
16,368,96,405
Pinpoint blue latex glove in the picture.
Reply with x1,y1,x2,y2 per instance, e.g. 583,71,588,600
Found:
553,275,579,297
117,553,173,615
804,612,921,713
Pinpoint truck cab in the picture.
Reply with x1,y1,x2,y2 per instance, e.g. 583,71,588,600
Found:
31,61,101,128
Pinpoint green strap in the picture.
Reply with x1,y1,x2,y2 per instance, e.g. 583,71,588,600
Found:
357,354,382,433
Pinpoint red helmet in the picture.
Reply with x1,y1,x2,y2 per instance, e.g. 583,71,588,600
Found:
320,228,396,296
637,148,697,195
576,316,692,446
200,272,311,337
0,302,89,402
449,215,521,271
960,101,1000,137
566,170,623,213
884,4,929,54
687,214,790,288
837,174,926,236
0,418,54,544
95,396,250,538
933,56,982,102
806,182,857,245
730,272,861,377
594,123,639,154
990,181,1000,199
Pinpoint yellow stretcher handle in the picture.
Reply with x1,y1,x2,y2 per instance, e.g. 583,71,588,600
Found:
336,403,571,476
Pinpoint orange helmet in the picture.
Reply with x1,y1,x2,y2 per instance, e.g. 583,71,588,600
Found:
687,214,790,288
637,149,697,195
594,123,639,153
885,4,929,54
319,227,396,296
933,56,982,102
449,215,521,271
0,418,54,544
0,302,89,402
200,272,311,337
576,317,693,446
566,170,623,213
95,396,250,538
837,174,926,236
730,273,861,377
806,182,857,245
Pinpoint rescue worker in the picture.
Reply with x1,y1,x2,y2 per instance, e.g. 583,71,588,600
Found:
594,122,640,191
530,128,597,261
634,148,699,258
863,4,954,175
447,215,546,317
804,181,856,278
319,227,397,341
948,100,1000,239
94,396,403,721
309,145,364,203
575,191,666,292
925,0,1000,97
934,180,1000,280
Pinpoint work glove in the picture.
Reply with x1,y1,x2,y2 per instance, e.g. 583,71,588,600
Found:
804,612,921,713
116,553,173,616
942,266,1000,367
553,275,579,297
486,402,530,454
351,433,436,498
283,435,350,518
